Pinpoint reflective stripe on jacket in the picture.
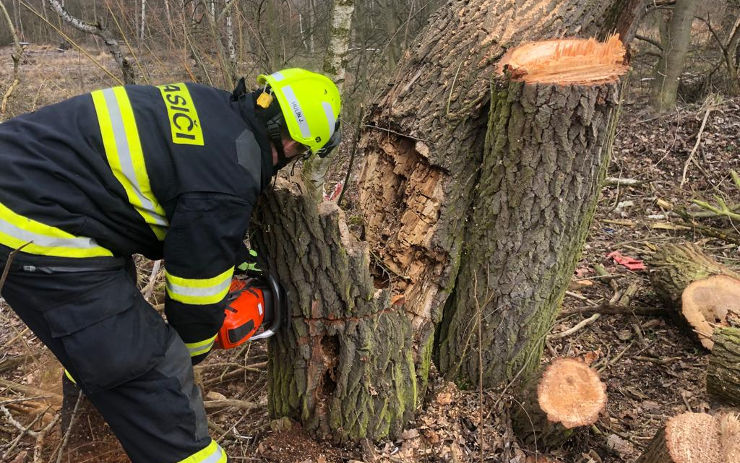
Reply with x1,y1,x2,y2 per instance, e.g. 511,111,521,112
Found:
0,83,273,359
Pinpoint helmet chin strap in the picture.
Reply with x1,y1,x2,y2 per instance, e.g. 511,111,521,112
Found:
254,88,293,171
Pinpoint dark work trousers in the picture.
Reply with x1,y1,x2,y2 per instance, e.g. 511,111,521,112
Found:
0,257,215,463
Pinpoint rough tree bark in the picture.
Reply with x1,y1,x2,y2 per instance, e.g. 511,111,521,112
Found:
636,412,738,463
706,326,740,406
438,37,627,386
253,182,416,442
256,0,646,442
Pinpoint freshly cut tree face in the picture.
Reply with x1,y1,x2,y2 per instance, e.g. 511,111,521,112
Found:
536,358,606,429
496,35,628,84
681,274,740,349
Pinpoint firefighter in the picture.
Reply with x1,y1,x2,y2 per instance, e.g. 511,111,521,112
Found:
0,68,341,463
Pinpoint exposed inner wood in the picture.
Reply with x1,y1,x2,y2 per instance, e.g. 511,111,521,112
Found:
681,275,740,349
665,413,721,463
537,358,606,428
359,137,448,330
497,35,628,83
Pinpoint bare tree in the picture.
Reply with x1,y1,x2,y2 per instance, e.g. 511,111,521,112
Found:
651,0,700,112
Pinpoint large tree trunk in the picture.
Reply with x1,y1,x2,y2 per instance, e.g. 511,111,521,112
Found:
438,37,627,386
258,0,645,442
253,181,416,442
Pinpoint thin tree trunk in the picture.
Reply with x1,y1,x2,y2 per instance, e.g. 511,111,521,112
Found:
302,0,355,196
225,0,236,70
140,0,147,41
164,0,173,36
650,0,699,112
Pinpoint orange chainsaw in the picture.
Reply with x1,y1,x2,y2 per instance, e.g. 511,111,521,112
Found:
215,272,286,350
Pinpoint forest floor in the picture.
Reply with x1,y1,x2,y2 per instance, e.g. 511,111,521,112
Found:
0,45,739,463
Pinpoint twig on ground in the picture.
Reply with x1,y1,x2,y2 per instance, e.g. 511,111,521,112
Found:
558,303,669,318
52,390,82,463
605,177,645,187
0,379,62,401
1,404,41,437
203,399,260,411
680,103,713,187
33,409,58,463
548,314,601,340
1,407,47,461
143,259,162,302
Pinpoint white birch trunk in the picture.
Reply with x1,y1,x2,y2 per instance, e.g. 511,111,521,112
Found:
164,0,173,35
140,0,147,41
302,0,355,196
226,1,236,66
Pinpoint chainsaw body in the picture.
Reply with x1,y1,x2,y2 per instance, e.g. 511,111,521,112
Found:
215,272,285,349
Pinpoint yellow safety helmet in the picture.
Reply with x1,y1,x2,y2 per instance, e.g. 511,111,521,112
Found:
257,68,341,155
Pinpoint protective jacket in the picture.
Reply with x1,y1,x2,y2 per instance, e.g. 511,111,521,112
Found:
0,83,273,362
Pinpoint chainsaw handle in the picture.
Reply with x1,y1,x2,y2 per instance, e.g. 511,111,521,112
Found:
249,271,283,341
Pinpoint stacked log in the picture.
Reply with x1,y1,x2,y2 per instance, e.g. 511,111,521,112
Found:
648,243,740,349
649,243,738,307
681,275,740,349
636,412,739,463
511,358,606,448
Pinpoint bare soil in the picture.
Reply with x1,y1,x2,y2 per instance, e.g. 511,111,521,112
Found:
1,45,738,463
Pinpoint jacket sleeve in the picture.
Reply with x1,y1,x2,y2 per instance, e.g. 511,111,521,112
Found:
163,192,253,364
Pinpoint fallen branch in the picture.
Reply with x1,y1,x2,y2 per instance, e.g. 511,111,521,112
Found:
680,102,713,187
548,314,600,340
559,303,667,317
51,390,81,463
0,378,62,401
605,177,646,187
203,399,260,411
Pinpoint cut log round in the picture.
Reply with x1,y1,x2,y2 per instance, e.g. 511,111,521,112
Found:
648,243,739,308
636,412,738,463
681,275,740,349
512,358,606,448
707,326,740,406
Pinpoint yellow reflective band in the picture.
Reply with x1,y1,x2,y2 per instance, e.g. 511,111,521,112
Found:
157,83,204,146
165,267,234,305
92,88,168,241
0,201,113,258
185,334,217,357
176,439,227,463
64,369,77,384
